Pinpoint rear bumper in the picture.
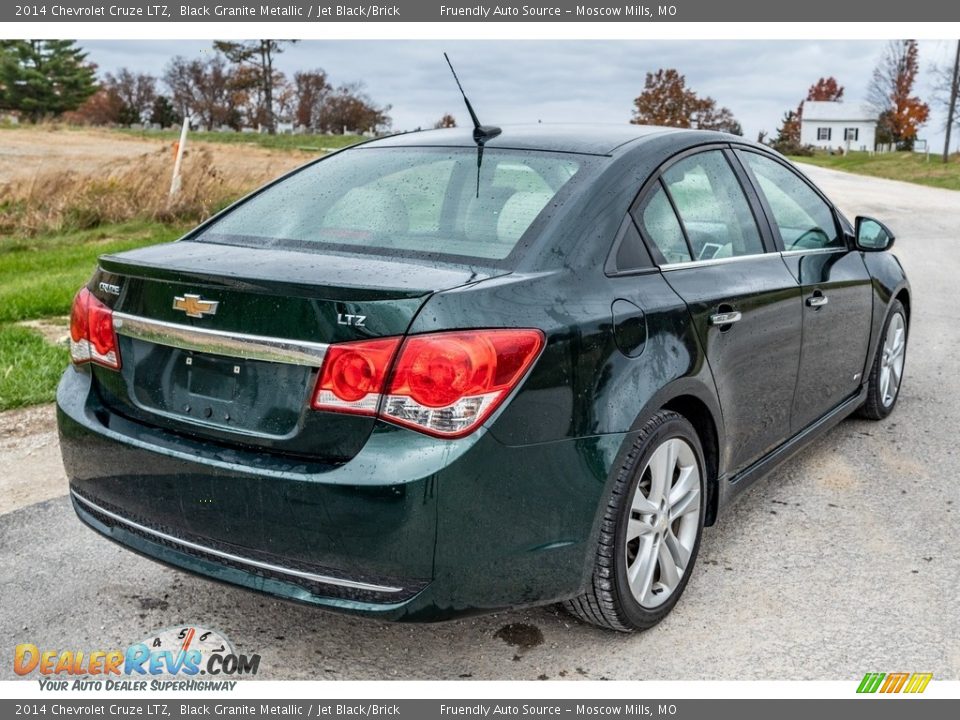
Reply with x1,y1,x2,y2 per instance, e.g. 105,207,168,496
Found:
58,366,628,621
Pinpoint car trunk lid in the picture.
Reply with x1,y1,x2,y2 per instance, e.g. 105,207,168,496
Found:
91,240,501,461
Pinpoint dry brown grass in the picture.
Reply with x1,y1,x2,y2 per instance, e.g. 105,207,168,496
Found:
0,145,284,237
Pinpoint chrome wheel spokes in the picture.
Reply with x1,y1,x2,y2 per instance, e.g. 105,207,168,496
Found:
624,437,701,609
879,313,906,407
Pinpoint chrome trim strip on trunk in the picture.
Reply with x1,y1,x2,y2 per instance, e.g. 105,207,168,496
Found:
71,491,404,594
112,312,328,367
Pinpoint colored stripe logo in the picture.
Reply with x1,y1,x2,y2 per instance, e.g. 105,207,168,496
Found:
857,672,933,694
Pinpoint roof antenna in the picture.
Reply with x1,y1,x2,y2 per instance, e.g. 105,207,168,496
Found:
444,52,501,197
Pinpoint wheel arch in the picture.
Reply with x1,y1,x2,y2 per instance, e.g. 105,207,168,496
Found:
894,286,911,325
622,377,724,527
660,394,721,526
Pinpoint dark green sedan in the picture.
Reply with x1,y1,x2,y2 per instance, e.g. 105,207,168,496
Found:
58,125,910,631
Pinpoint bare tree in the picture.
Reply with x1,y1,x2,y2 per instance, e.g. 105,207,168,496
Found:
213,40,296,133
163,54,238,131
316,83,391,135
103,68,156,125
292,69,330,130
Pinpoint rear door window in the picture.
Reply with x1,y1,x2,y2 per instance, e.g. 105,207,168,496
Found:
661,150,765,261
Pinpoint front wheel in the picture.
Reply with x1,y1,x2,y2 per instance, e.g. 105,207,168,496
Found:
859,300,908,420
564,410,705,632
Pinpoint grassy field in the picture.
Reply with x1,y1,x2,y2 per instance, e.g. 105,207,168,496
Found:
0,221,185,324
1,125,325,411
790,151,960,191
116,127,367,153
0,221,187,410
0,325,71,410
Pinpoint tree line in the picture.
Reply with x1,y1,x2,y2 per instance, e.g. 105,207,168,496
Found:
0,39,392,135
1,39,957,156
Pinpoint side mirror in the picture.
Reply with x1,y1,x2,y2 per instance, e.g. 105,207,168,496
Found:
855,216,895,252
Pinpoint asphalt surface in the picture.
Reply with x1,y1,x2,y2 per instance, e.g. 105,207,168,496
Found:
2,164,958,681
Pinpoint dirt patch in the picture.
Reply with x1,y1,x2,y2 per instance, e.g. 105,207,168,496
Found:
0,127,312,185
811,453,860,492
0,403,67,515
17,317,70,346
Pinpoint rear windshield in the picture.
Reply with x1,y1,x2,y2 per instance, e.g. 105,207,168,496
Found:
193,146,586,262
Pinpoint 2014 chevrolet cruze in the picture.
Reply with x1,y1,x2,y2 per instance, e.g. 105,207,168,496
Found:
58,125,910,631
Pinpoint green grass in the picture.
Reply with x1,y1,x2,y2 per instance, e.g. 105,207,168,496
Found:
0,324,69,410
0,220,185,410
790,151,960,191
0,220,185,324
116,127,367,153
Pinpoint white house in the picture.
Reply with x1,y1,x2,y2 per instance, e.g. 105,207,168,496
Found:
800,101,878,152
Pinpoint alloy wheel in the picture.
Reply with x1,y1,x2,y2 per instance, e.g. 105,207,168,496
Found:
879,312,906,407
624,437,702,609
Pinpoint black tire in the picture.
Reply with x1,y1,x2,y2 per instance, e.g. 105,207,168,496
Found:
859,300,908,421
563,410,706,632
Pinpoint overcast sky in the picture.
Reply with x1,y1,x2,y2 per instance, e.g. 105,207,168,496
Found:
83,40,959,152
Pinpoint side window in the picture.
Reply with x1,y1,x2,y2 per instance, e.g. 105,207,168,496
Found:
661,151,765,260
740,152,842,251
635,182,691,264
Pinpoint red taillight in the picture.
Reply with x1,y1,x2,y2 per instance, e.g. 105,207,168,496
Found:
311,337,401,415
69,287,121,370
310,329,544,438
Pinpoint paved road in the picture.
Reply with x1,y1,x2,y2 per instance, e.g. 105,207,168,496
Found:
2,165,958,681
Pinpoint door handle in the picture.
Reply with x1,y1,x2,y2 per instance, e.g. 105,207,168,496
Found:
806,293,829,308
709,311,742,326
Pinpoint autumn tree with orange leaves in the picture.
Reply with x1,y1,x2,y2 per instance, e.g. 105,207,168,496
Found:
807,77,844,102
434,113,457,128
630,69,742,135
868,40,930,150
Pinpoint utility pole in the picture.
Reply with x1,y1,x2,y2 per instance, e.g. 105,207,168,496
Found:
944,40,960,164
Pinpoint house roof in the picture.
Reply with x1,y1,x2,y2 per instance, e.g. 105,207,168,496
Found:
802,101,877,123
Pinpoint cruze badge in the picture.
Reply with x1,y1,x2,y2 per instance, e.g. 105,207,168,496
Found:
173,294,219,319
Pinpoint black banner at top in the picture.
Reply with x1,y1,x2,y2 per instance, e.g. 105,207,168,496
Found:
5,0,960,22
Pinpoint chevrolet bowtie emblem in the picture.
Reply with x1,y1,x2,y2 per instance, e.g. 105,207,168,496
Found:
173,294,219,319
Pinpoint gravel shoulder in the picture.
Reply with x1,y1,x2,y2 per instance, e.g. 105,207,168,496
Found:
0,404,65,515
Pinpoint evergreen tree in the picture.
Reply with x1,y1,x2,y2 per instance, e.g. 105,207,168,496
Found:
148,95,181,128
0,40,97,121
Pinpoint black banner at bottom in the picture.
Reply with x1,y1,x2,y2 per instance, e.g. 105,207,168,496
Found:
2,699,957,720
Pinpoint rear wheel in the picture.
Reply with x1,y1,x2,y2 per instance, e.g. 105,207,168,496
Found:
859,300,907,420
564,410,705,632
